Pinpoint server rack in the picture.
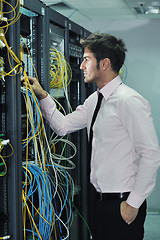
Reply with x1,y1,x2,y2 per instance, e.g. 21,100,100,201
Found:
0,0,22,239
46,7,83,240
45,8,92,239
0,0,92,239
46,6,66,98
23,0,49,90
20,1,50,239
67,19,83,240
67,19,93,240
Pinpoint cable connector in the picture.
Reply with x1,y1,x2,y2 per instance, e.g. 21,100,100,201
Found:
1,139,10,145
0,14,8,22
0,40,5,48
0,139,9,149
0,236,11,240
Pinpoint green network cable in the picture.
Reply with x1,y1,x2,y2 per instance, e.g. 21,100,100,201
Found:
71,200,93,239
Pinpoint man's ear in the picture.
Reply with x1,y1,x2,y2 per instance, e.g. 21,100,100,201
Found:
101,58,111,70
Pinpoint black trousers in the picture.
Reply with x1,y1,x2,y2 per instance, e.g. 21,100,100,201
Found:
88,185,147,240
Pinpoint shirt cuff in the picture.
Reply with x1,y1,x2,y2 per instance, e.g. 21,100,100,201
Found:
126,192,145,209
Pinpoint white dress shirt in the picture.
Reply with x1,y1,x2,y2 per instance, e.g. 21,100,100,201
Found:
40,75,160,208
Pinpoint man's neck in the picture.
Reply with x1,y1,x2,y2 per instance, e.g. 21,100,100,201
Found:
97,72,118,90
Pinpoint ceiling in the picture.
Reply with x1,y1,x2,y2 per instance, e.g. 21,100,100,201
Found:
40,0,160,32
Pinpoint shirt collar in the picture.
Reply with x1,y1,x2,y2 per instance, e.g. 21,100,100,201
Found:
98,75,122,101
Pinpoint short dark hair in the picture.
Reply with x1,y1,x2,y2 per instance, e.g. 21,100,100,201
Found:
80,32,127,73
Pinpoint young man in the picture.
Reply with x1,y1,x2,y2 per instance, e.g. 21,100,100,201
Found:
22,33,160,240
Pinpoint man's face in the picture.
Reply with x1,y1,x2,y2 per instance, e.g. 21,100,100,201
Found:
80,47,101,84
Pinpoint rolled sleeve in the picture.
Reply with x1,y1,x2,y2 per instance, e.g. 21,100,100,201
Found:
40,94,88,136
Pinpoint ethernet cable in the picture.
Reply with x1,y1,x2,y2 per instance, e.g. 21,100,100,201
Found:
21,85,57,239
0,33,23,80
22,163,72,239
0,0,23,32
22,164,54,240
20,30,90,240
0,138,13,177
50,48,73,112
21,87,41,148
0,4,79,239
20,59,90,240
50,48,72,89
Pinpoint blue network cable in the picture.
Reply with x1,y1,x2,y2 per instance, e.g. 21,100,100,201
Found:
23,164,53,239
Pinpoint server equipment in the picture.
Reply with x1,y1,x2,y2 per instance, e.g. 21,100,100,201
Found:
0,0,92,239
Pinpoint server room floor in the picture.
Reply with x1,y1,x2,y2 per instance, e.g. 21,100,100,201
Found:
144,213,160,240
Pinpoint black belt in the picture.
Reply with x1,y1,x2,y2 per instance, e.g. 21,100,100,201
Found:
95,191,130,201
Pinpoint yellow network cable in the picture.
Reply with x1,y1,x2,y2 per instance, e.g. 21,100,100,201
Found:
0,0,3,18
20,28,78,240
22,190,42,240
20,48,56,239
0,34,23,80
22,166,33,186
0,2,75,239
50,48,72,89
22,71,44,240
0,0,23,31
22,185,52,226
20,61,47,239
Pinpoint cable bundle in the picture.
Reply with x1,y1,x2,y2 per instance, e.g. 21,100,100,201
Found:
22,163,53,240
0,4,90,237
50,48,73,113
21,87,42,149
0,31,24,81
21,80,76,239
0,1,24,81
21,50,76,238
50,48,72,89
0,0,23,34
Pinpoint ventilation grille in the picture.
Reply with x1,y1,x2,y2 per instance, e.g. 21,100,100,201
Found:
50,1,73,10
133,7,144,14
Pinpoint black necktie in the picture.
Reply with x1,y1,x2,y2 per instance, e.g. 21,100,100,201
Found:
88,92,103,163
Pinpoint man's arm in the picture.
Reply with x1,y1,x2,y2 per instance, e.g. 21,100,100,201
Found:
119,94,160,224
21,76,88,136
